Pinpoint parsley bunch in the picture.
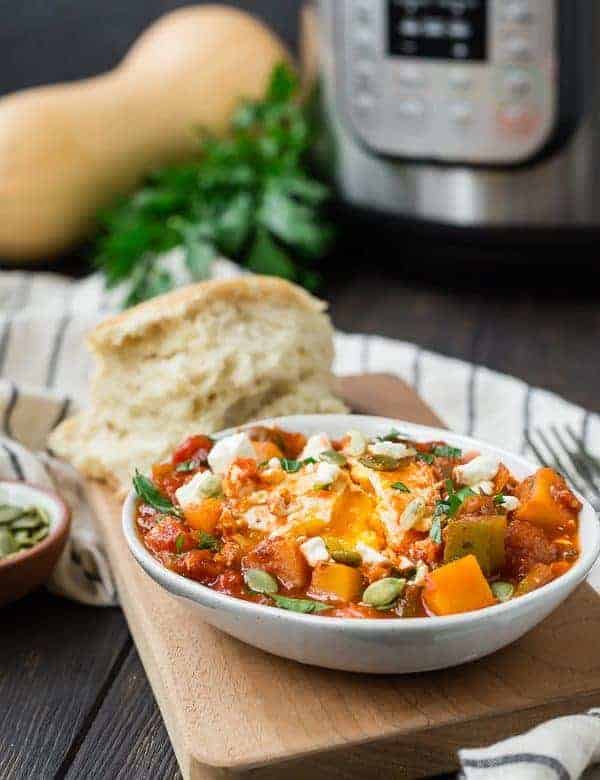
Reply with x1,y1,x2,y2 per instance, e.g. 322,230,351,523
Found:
93,64,333,307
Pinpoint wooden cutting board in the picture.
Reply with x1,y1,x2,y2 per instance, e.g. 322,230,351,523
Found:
87,374,600,780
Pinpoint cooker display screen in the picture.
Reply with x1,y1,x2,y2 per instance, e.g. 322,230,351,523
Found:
388,0,487,61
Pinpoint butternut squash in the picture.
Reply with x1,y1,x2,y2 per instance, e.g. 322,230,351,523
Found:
423,554,496,616
515,467,581,532
183,497,222,533
309,562,363,603
0,5,290,261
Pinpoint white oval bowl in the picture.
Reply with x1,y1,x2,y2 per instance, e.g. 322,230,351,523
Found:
123,415,600,674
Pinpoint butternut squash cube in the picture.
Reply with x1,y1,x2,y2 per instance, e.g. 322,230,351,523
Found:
184,498,222,533
310,562,363,603
515,467,580,531
423,554,496,616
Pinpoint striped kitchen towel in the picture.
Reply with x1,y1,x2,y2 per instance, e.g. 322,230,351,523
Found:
459,709,600,780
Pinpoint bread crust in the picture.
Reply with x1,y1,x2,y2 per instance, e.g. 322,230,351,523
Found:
90,276,327,351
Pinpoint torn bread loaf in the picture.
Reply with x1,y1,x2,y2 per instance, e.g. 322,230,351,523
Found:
48,276,347,493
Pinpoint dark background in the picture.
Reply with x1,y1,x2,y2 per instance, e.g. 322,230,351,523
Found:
0,0,300,94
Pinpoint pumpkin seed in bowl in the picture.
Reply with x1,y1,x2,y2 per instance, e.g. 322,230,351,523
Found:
0,503,50,559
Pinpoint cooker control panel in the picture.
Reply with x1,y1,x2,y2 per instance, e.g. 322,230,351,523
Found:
340,0,557,164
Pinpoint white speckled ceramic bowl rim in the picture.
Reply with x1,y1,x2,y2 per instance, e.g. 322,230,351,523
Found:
123,414,600,631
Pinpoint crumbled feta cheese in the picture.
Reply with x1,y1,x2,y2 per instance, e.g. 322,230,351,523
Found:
471,480,495,496
300,432,332,460
175,470,222,508
344,429,367,457
356,542,388,565
500,495,520,512
369,440,416,459
300,536,330,567
267,457,282,470
397,555,415,571
207,432,255,474
412,561,429,587
454,454,500,487
398,496,426,533
313,461,340,489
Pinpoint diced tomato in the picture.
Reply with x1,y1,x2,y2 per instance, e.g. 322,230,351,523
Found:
246,426,306,459
179,549,224,583
398,530,442,565
151,461,189,499
213,569,245,596
504,519,557,580
243,536,310,589
171,434,213,465
136,503,161,533
144,519,196,555
459,494,497,517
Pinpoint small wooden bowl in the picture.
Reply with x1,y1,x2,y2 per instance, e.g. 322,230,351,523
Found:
0,481,70,607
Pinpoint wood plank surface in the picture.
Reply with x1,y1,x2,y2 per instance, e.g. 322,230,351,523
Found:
65,645,180,780
0,591,130,780
85,374,600,780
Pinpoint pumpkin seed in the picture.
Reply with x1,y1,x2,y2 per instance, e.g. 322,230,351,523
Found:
13,530,32,546
491,581,514,602
0,528,16,557
331,550,361,567
362,577,406,608
0,505,24,525
11,515,44,530
244,568,279,595
0,504,50,558
319,450,347,467
359,454,401,471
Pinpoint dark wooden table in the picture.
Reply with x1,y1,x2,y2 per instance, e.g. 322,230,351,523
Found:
2,1,600,778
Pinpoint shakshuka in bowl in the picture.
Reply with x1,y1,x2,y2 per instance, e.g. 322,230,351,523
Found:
122,415,600,673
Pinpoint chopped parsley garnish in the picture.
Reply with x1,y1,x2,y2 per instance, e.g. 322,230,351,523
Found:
133,470,181,517
432,445,462,459
377,428,408,442
430,482,475,541
447,486,475,516
280,457,316,473
271,594,330,614
493,493,506,506
391,482,410,493
416,452,434,465
198,531,221,551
